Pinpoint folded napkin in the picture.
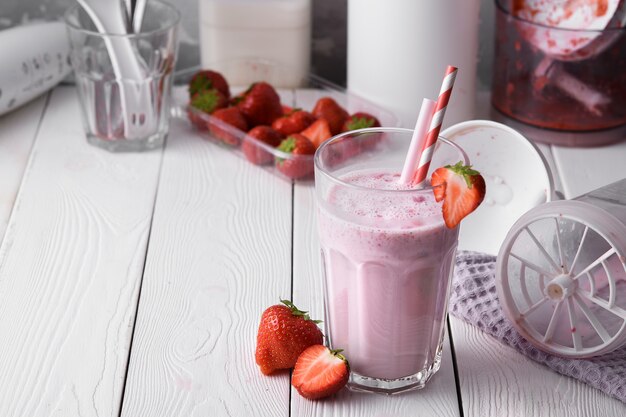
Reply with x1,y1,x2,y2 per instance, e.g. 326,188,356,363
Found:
449,251,626,403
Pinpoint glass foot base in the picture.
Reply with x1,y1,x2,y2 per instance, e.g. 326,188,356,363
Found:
87,132,166,152
347,346,443,395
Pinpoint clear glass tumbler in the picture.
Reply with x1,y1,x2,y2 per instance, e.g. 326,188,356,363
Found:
65,0,180,151
314,128,468,394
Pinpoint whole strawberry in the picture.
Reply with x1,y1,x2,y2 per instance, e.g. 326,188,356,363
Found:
187,107,209,131
431,162,486,228
312,97,349,135
190,89,228,114
209,107,248,146
272,109,316,136
342,112,383,152
188,89,228,130
275,134,316,179
236,82,283,127
242,126,283,165
255,300,324,375
342,112,381,132
188,70,230,99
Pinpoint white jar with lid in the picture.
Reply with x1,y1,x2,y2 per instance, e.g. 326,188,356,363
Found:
347,0,480,128
198,0,311,88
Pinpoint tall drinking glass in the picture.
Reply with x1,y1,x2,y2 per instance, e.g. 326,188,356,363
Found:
314,128,468,394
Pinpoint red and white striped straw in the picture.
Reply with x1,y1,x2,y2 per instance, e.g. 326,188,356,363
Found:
411,65,458,185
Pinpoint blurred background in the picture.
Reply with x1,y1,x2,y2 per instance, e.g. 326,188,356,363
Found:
0,0,495,89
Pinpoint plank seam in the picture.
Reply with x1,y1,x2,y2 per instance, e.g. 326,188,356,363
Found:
447,316,465,417
116,143,166,417
288,181,295,417
549,145,571,199
290,182,295,302
288,86,297,414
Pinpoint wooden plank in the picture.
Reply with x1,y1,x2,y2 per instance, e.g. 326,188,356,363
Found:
120,89,295,416
551,141,626,198
0,87,163,416
291,184,461,416
449,317,626,416
0,93,49,243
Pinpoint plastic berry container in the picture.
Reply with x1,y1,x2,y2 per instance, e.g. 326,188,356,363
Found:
172,59,399,181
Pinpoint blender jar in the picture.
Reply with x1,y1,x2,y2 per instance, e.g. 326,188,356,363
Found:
491,0,626,146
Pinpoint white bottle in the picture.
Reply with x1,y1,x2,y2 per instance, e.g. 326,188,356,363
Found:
198,0,311,88
347,0,480,128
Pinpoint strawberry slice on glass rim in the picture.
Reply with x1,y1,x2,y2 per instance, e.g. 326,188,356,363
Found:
430,161,486,229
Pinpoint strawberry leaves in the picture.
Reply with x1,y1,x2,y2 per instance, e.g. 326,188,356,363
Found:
281,299,322,323
444,161,482,188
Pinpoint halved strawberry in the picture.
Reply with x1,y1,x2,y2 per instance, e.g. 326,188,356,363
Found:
430,162,486,228
188,70,230,98
291,345,349,400
281,104,294,115
300,118,332,149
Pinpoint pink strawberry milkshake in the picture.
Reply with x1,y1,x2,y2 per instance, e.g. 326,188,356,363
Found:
318,170,458,381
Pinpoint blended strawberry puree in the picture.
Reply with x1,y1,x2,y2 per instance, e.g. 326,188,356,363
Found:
318,170,458,380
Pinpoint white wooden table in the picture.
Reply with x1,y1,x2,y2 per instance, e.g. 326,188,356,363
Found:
0,86,625,417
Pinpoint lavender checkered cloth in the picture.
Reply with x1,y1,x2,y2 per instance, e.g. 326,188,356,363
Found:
449,251,626,403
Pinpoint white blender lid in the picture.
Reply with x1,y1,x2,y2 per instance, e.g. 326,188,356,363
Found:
496,200,626,358
441,120,554,255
